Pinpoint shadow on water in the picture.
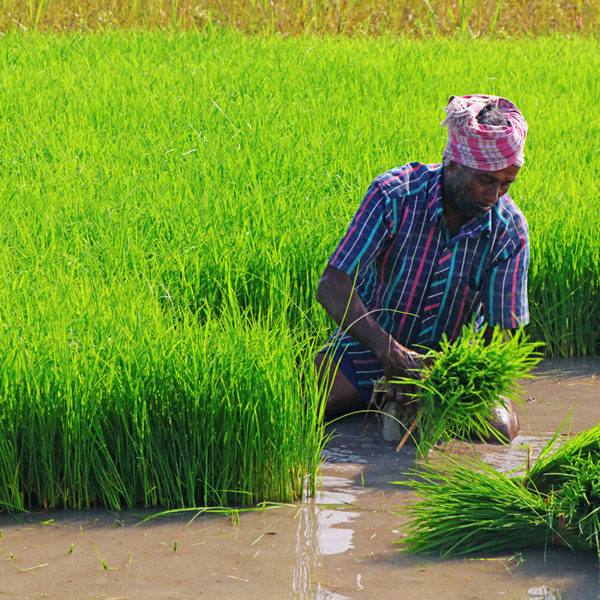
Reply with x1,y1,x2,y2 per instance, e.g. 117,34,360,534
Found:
533,357,600,380
511,551,600,599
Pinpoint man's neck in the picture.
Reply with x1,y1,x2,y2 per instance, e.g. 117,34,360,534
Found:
440,182,467,238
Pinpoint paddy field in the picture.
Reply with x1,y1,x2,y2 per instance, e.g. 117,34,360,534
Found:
0,3,598,513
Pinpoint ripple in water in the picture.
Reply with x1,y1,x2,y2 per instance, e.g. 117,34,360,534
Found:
481,433,560,474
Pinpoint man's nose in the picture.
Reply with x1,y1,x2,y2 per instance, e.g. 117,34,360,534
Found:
485,183,502,203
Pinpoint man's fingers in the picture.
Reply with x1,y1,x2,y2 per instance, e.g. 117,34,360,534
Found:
386,381,413,402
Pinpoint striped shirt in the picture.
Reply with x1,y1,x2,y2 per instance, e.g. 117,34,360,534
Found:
327,162,529,396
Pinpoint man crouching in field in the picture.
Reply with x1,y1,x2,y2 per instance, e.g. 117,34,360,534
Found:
315,94,529,442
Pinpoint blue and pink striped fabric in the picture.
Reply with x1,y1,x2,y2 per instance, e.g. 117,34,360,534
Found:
327,162,529,398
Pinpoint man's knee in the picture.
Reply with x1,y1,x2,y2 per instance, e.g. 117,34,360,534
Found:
485,398,520,443
314,352,365,420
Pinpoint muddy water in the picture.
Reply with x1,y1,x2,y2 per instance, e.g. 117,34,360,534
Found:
1,358,600,600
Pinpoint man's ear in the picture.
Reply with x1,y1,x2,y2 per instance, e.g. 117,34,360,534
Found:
444,160,457,174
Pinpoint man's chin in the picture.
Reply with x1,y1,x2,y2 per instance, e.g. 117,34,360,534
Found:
474,206,492,217
463,204,492,220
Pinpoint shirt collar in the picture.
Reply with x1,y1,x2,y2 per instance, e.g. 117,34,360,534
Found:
462,210,493,238
425,165,444,225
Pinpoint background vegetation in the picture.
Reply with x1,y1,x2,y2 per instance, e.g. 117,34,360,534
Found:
0,0,599,37
2,33,597,355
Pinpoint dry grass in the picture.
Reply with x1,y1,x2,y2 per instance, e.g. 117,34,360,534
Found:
2,0,599,37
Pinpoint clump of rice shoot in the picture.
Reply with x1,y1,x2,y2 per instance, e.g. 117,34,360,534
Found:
524,424,600,554
391,325,543,454
396,422,600,559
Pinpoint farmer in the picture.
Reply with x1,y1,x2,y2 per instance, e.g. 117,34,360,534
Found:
315,94,529,442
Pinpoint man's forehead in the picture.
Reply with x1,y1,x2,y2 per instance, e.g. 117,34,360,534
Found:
461,163,520,180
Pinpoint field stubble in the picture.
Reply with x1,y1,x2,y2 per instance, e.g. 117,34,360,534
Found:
0,0,599,37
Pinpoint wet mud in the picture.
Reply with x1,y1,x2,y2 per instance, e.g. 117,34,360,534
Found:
1,358,600,599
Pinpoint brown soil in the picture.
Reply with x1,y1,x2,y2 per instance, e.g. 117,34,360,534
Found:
1,358,599,600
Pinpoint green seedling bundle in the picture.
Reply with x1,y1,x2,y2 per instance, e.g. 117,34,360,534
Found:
0,301,326,510
391,325,543,454
398,424,600,559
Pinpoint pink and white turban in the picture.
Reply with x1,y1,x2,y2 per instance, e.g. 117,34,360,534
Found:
441,94,528,171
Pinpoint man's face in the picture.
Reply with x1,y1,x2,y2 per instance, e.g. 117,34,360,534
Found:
444,162,520,220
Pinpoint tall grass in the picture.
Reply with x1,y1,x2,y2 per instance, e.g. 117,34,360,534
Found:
0,33,598,508
0,296,326,510
0,0,598,37
2,32,596,355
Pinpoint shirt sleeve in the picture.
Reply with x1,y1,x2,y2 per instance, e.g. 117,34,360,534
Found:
328,178,395,281
481,224,530,329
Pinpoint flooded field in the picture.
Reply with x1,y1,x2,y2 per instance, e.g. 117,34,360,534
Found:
1,358,599,600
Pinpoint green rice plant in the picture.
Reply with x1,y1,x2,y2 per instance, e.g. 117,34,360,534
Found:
0,295,327,511
397,424,600,558
391,325,543,454
0,32,598,509
550,456,600,552
0,33,598,357
524,425,600,553
526,424,600,488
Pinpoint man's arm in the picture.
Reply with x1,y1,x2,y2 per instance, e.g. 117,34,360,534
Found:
316,264,426,381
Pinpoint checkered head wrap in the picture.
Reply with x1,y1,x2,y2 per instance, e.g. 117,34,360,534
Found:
441,94,528,171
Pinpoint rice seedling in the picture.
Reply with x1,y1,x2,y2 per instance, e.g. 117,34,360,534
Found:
0,299,327,510
397,423,600,559
93,542,113,570
396,455,562,557
390,325,543,454
524,425,600,554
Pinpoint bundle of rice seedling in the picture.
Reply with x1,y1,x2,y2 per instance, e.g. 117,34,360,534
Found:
391,325,543,454
524,425,600,554
396,454,566,557
396,423,600,559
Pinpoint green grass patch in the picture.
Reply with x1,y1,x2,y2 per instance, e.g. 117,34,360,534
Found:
0,304,326,510
0,32,598,509
1,33,598,354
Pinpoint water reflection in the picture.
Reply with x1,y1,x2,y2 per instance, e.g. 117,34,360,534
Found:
291,473,361,599
526,585,562,599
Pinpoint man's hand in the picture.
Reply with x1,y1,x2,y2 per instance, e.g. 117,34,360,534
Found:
379,337,432,411
379,336,430,380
